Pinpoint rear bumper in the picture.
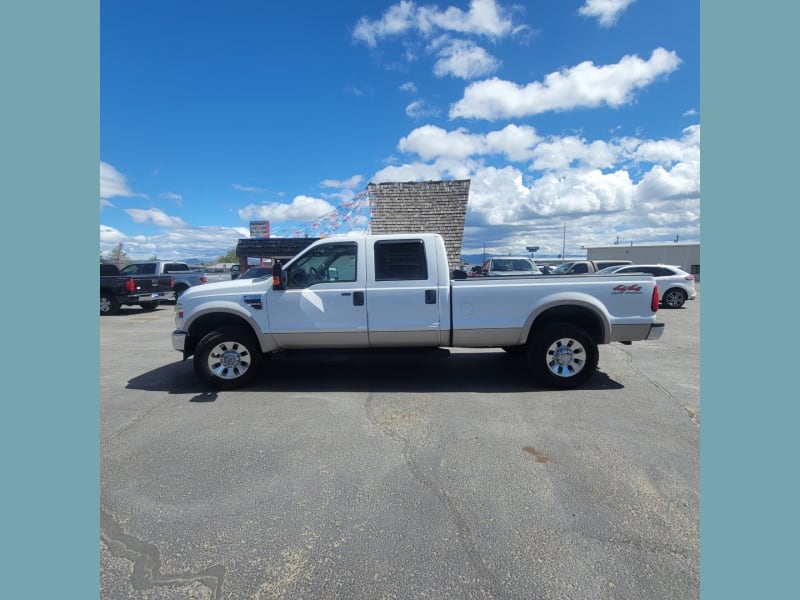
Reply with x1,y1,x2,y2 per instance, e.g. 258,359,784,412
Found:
611,321,665,343
646,322,665,340
125,291,167,303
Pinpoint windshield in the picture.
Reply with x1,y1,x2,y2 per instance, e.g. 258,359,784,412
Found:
241,267,272,279
552,263,574,274
594,265,622,274
491,258,536,272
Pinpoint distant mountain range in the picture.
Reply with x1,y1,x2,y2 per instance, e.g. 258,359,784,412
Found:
180,257,264,266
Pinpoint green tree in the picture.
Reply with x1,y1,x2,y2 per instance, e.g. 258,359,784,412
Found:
218,248,238,263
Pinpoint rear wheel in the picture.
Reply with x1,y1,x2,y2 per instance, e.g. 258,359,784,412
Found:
193,327,263,389
661,288,687,309
139,301,159,311
100,293,119,316
527,323,598,389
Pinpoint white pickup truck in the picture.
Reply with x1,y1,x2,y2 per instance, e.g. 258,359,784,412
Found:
172,233,664,390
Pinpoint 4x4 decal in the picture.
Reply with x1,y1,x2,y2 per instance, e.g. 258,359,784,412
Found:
612,284,643,294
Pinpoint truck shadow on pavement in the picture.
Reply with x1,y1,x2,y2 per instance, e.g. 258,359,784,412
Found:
126,348,623,395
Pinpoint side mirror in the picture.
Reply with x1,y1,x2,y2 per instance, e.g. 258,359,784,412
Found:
272,261,283,290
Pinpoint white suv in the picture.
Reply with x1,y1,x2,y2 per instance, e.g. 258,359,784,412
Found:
598,264,697,308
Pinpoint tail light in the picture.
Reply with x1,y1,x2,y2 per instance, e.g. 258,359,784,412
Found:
125,278,136,292
685,275,694,281
200,275,208,284
651,284,660,312
170,277,175,288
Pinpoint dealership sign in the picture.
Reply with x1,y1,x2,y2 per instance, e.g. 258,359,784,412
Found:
249,220,270,238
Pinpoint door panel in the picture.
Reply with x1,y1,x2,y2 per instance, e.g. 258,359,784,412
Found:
267,241,368,348
366,238,445,347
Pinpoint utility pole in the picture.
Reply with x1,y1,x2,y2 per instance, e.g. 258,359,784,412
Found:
561,223,566,261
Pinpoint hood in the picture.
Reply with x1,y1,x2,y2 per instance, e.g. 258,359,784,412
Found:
179,277,271,301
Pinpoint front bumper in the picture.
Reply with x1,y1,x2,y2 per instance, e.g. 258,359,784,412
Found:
172,329,187,352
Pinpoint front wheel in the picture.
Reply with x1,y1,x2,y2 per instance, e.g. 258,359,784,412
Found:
193,327,263,390
527,323,598,389
661,288,687,309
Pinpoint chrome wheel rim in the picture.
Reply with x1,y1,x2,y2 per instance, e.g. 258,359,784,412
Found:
545,337,586,378
207,340,253,380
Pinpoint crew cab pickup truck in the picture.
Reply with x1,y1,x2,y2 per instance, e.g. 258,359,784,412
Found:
100,263,174,315
120,261,208,299
551,259,632,275
172,234,664,390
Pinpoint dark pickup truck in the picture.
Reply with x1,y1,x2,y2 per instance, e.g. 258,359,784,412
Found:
100,263,174,315
550,259,632,275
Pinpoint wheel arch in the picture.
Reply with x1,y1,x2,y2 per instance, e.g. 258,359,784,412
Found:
523,303,609,346
184,309,265,358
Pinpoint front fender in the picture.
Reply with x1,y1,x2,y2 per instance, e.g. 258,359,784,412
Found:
181,299,276,356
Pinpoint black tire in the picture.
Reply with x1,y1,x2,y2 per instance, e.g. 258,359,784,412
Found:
502,345,527,354
193,327,263,390
527,323,598,389
661,288,687,309
139,301,159,311
100,293,120,316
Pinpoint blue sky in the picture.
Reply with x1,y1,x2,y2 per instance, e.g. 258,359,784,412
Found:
100,0,699,262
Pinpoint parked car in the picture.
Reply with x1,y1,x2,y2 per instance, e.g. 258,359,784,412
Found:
551,259,633,275
119,261,207,300
239,266,273,279
596,264,697,308
230,264,240,279
99,263,173,315
480,256,541,276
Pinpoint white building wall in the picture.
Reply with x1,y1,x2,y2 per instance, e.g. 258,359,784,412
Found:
586,243,700,280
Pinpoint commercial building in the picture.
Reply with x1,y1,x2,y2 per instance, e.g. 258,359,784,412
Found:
585,242,700,280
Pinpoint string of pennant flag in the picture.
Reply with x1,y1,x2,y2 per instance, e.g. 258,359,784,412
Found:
266,188,375,239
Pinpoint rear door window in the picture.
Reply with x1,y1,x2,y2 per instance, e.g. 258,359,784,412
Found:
374,239,428,281
572,263,589,274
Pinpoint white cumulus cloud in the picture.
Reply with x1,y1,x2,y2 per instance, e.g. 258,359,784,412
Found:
578,0,636,27
100,161,147,200
433,39,500,79
238,195,336,222
450,48,682,120
354,0,515,47
124,208,189,228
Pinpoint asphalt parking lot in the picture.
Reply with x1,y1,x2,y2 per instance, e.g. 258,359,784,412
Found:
101,288,699,599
